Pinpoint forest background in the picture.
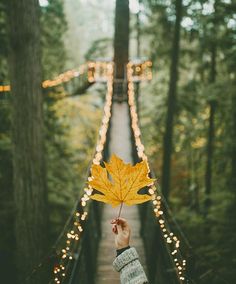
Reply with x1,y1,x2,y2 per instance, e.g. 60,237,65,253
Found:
0,0,235,283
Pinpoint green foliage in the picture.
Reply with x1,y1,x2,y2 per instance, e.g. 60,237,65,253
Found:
41,0,67,78
85,38,112,61
0,1,8,81
139,0,236,282
44,88,103,241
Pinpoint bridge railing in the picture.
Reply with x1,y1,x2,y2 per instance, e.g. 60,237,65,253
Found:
127,62,189,284
51,196,103,284
49,63,114,284
0,61,100,98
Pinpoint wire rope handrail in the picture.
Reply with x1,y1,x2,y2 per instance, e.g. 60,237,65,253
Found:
127,62,187,283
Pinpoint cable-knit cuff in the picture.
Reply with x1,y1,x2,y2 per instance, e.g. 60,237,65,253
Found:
116,246,131,256
113,247,139,272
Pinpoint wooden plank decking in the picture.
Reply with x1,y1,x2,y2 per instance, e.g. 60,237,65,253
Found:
95,102,147,283
95,204,147,284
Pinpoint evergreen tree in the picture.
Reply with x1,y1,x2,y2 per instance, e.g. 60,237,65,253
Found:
7,0,49,282
161,0,183,201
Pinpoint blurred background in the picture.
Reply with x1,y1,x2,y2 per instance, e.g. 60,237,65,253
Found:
0,0,235,283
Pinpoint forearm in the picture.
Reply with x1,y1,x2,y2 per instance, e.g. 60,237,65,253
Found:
113,247,148,284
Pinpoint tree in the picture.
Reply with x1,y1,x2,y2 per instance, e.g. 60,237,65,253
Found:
7,0,49,282
41,0,67,78
113,0,129,101
161,0,183,201
204,44,216,214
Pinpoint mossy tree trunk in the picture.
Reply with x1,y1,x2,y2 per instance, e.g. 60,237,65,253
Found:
7,0,49,282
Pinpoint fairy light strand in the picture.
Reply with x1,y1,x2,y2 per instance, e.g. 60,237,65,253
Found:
1,59,158,282
0,60,152,93
53,60,157,283
53,60,152,283
128,60,152,82
127,62,186,283
53,62,114,284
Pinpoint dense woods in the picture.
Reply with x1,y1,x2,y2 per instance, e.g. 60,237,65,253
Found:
0,0,235,283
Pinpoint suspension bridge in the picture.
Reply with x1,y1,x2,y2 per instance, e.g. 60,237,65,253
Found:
0,59,194,284
2,0,234,282
54,60,189,284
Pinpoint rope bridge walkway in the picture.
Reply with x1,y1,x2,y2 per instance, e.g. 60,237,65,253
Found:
5,60,194,284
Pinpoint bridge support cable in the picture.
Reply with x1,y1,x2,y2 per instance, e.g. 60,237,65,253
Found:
127,63,187,283
0,61,113,98
48,62,114,284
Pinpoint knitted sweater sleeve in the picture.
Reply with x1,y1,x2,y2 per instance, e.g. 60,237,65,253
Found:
112,247,148,284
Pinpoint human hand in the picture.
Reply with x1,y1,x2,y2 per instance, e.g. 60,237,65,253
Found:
111,218,131,250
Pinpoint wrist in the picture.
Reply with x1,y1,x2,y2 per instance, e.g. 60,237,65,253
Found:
116,242,130,250
116,245,130,256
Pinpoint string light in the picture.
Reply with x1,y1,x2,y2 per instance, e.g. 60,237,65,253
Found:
0,85,10,92
0,60,151,93
127,62,186,283
0,66,86,93
42,64,86,88
3,59,184,281
53,62,114,283
128,60,152,82
87,61,113,82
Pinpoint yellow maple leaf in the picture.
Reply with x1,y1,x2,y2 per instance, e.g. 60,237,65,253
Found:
88,154,155,207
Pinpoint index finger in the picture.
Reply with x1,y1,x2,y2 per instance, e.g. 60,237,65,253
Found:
116,217,129,229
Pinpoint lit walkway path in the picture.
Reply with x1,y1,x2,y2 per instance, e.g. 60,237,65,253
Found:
95,102,147,283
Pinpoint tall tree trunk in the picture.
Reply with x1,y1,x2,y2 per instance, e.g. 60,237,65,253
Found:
113,0,129,102
7,0,49,283
232,85,236,192
204,45,216,215
161,0,182,201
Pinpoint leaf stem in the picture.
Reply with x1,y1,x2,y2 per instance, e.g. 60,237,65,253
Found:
117,202,124,219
